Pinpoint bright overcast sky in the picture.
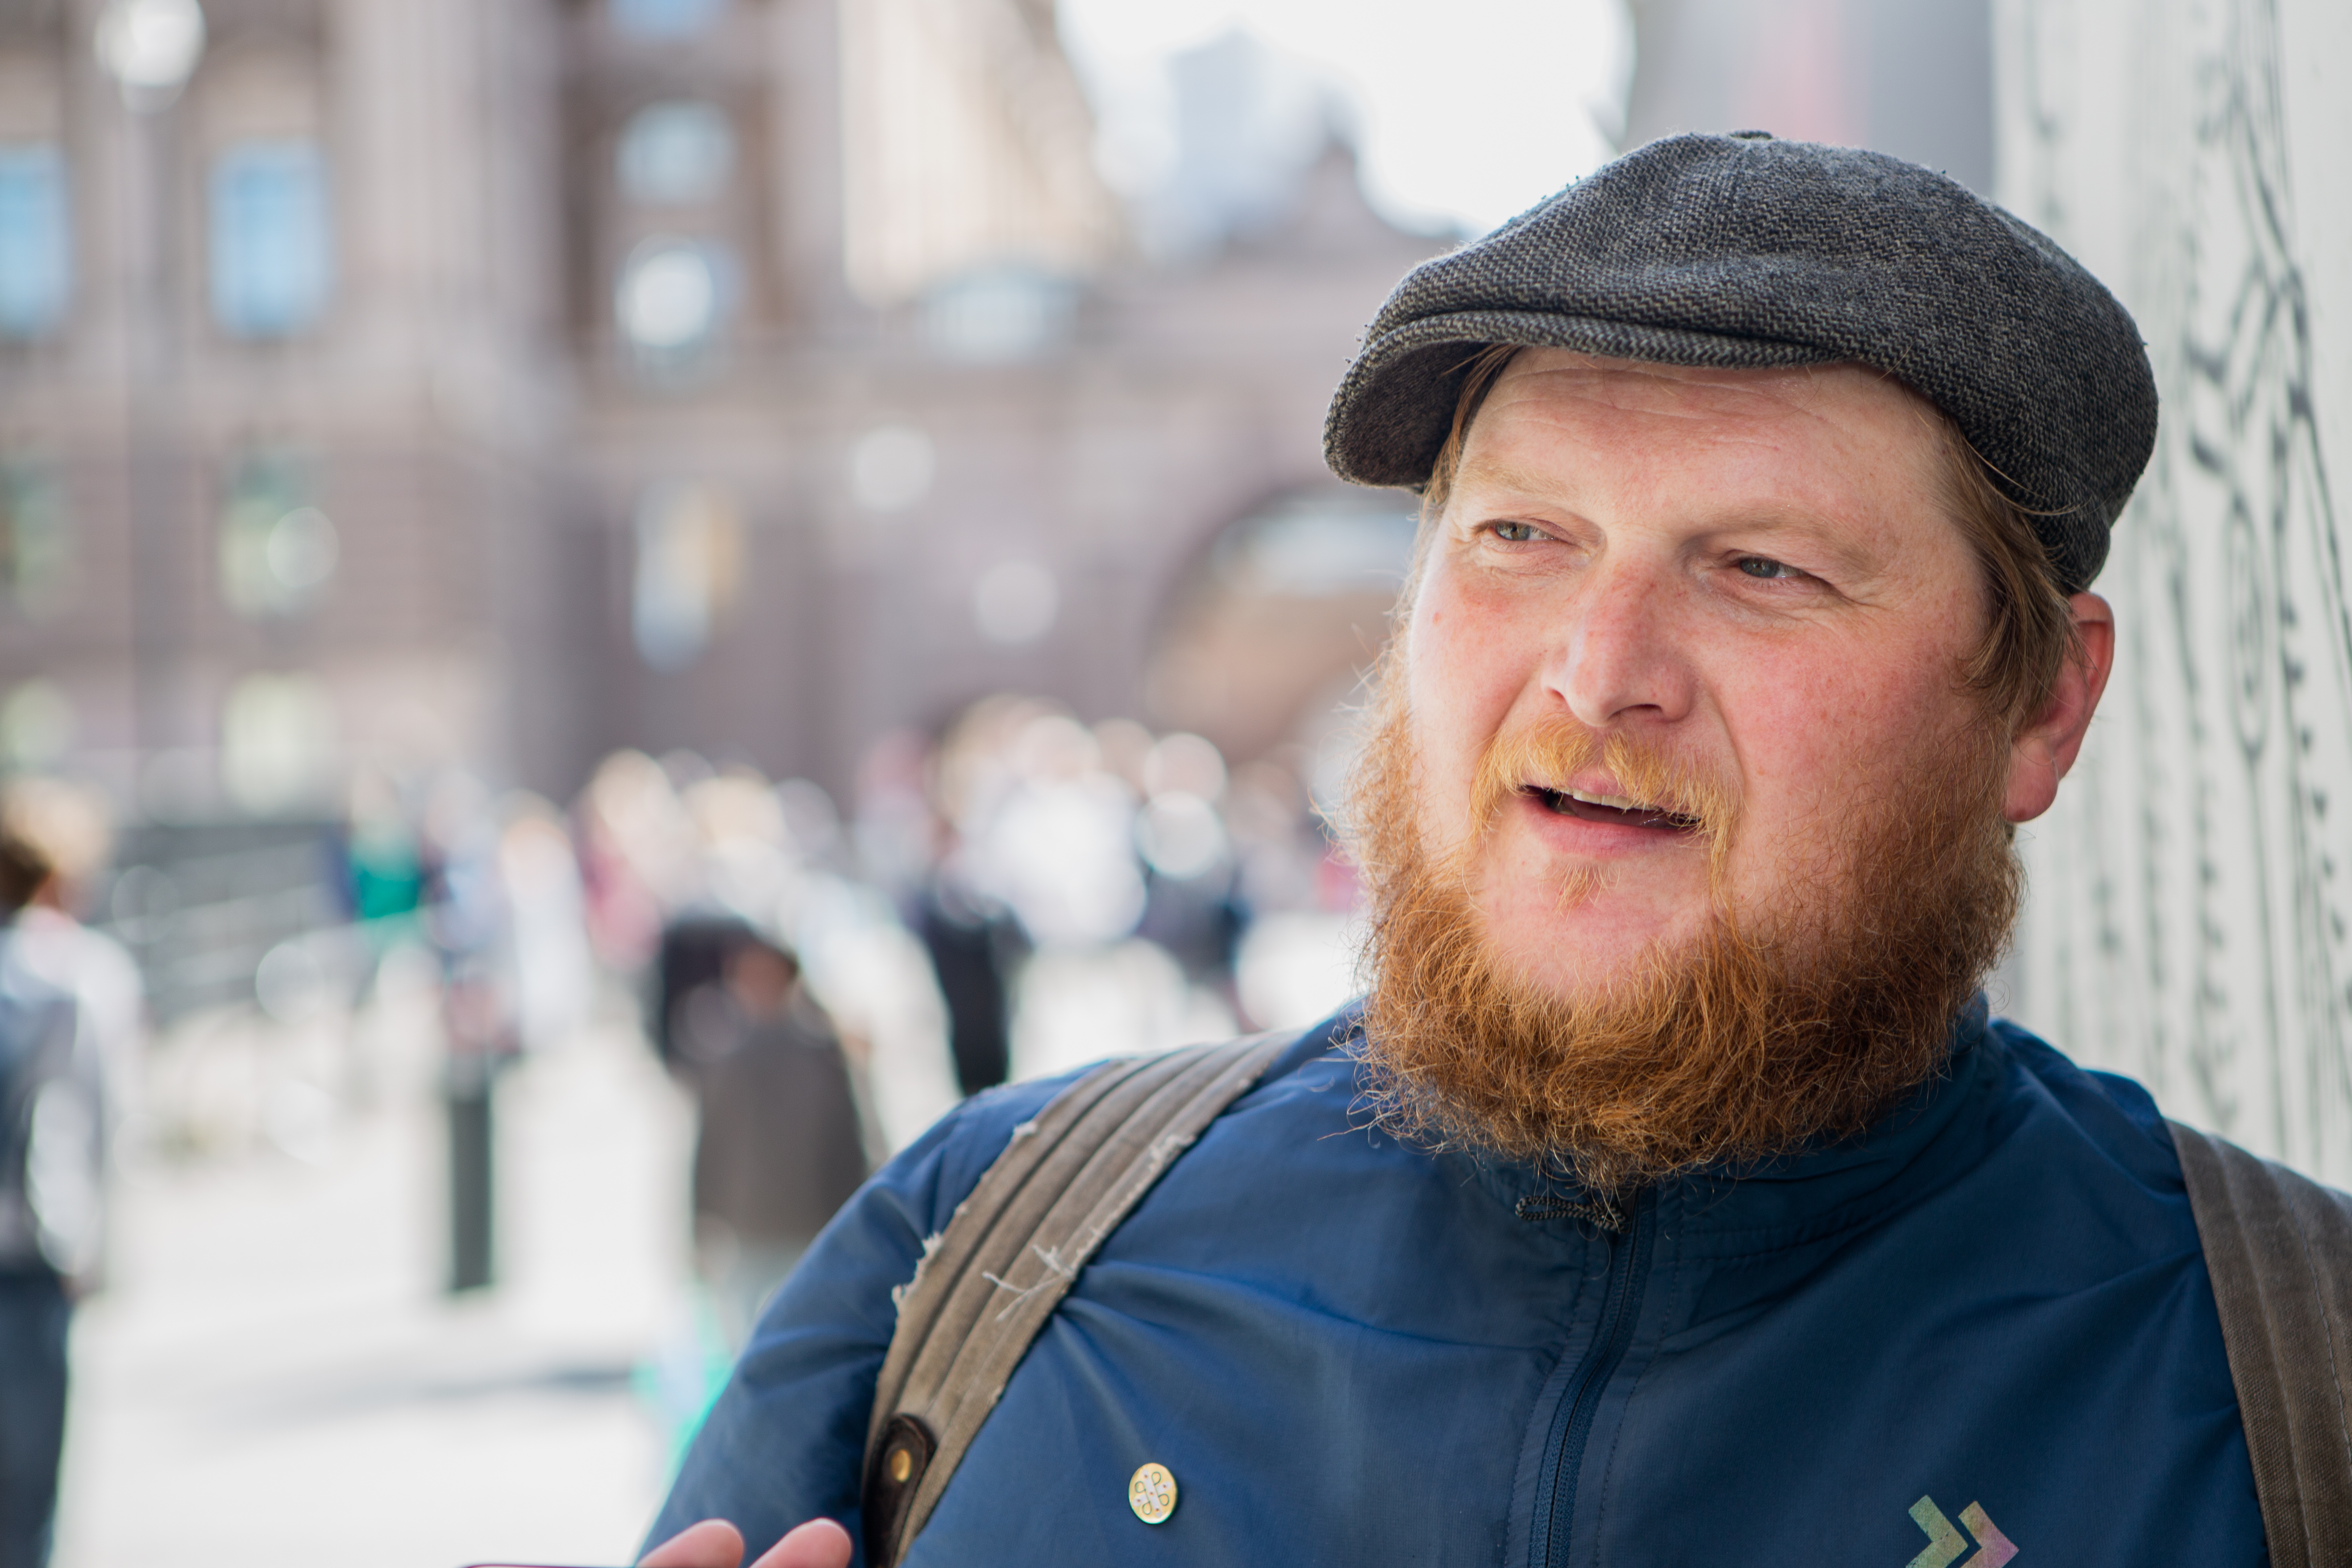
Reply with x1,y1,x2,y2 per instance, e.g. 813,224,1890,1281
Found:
1057,0,1634,236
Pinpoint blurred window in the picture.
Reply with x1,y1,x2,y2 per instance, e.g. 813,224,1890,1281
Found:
218,453,337,620
220,670,338,816
632,482,743,671
847,424,934,513
924,266,1075,362
0,459,74,616
209,140,332,338
1211,495,1417,597
618,101,735,204
972,560,1058,646
611,0,725,39
0,144,70,340
617,236,735,356
0,678,75,772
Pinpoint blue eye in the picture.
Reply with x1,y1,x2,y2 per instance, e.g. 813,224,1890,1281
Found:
1491,522,1542,542
1736,556,1794,579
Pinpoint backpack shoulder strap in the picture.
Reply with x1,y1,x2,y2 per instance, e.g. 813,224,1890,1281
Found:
2169,1121,2352,1564
860,1032,1292,1566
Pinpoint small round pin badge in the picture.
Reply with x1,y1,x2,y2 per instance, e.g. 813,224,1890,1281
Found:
1128,1461,1178,1524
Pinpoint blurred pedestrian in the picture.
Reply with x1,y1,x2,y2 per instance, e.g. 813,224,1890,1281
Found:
0,782,139,1157
342,766,425,932
420,772,517,1293
649,915,756,1069
576,751,696,973
0,826,107,1568
497,800,595,1054
1134,731,1247,998
914,856,1024,1097
668,923,867,1348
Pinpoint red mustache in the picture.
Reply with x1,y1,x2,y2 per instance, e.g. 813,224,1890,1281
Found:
1469,717,1736,851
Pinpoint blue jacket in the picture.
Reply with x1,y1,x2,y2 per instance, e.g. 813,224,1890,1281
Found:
650,998,2265,1565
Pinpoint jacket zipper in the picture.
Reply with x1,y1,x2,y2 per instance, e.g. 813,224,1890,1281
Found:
1534,1189,1656,1568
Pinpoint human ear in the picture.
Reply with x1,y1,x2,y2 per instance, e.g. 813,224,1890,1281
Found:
2002,592,2115,824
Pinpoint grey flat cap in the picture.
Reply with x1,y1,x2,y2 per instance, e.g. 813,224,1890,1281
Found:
1323,131,2157,592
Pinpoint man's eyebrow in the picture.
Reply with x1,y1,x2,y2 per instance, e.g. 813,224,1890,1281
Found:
1452,454,1833,537
1450,453,1888,573
1449,455,1579,503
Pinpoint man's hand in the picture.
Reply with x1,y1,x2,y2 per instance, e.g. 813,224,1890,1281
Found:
639,1518,852,1568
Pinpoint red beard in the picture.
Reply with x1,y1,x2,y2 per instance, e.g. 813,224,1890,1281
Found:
1346,667,2021,1198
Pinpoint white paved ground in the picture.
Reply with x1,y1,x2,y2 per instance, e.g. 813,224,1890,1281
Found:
52,1001,701,1568
44,936,1340,1568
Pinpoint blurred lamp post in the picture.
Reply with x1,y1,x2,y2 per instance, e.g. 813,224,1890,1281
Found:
96,0,206,112
96,0,204,799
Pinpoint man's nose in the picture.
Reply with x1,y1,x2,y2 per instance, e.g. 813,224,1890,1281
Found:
1547,559,1698,729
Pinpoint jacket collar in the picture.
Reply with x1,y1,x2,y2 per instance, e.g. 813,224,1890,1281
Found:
1436,994,2005,1240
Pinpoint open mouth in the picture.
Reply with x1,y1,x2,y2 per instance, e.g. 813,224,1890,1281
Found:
1526,785,1701,834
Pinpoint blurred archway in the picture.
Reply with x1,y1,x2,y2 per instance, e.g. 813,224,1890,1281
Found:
1143,487,1416,767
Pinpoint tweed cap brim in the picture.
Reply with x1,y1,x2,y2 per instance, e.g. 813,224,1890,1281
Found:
1323,133,2158,593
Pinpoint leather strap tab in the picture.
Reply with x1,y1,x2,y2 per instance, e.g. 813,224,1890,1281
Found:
860,1412,935,1561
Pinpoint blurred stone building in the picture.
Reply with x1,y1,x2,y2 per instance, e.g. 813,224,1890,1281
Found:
0,0,1440,822
1622,0,1993,192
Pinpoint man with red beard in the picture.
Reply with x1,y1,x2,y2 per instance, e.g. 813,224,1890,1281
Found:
634,134,2311,1568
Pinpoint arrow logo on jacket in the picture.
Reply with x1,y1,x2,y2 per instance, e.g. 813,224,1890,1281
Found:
1906,1496,2017,1568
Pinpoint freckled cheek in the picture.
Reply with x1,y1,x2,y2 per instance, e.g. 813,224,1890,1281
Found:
1405,577,1536,818
1410,568,1542,698
1426,586,1535,681
1722,651,1958,819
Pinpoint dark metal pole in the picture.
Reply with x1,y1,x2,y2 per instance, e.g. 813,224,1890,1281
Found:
440,965,503,1293
446,1050,495,1293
